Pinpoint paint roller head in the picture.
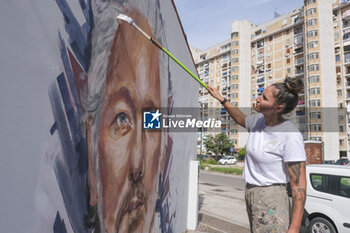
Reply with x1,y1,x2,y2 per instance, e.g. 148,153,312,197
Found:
117,14,134,24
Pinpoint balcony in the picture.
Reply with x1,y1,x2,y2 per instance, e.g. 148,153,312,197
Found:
295,68,304,76
345,53,350,65
343,9,350,20
294,47,304,56
257,40,264,48
295,57,304,65
343,31,350,41
257,77,265,83
296,110,305,116
258,68,265,74
294,35,304,47
294,28,303,35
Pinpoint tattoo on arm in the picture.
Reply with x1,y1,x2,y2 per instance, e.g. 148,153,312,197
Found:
288,162,301,184
287,161,307,222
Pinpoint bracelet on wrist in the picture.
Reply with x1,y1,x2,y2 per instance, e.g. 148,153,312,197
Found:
220,98,227,105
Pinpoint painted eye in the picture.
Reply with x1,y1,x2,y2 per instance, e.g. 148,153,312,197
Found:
114,112,129,127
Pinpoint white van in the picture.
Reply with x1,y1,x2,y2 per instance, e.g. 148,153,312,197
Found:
303,165,350,233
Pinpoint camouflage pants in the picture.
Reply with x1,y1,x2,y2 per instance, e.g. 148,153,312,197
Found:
245,184,290,233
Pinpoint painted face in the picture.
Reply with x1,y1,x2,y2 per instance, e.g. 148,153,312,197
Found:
97,10,161,233
255,85,278,114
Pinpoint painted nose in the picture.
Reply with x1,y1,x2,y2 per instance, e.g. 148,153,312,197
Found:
129,117,145,183
129,169,143,182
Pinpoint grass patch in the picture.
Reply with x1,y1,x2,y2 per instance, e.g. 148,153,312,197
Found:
208,166,243,175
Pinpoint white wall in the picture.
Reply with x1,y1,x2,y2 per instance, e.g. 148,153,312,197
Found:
0,0,197,232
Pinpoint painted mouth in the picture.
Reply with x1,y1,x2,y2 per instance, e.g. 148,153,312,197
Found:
124,197,144,216
116,195,146,233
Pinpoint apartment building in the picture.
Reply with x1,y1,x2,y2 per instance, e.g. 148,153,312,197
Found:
193,0,350,160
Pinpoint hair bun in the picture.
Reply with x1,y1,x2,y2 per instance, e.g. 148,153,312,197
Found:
284,77,303,94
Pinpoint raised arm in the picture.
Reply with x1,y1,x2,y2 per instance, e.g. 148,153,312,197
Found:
286,161,306,233
207,85,247,128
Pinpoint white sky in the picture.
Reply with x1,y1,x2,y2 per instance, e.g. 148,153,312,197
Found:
173,0,304,50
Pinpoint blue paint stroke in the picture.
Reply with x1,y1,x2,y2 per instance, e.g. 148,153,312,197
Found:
55,0,92,71
53,211,68,233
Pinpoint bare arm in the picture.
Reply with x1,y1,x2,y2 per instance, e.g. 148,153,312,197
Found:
207,85,247,128
286,161,306,233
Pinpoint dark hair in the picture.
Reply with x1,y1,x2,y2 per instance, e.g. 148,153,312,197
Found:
272,77,304,114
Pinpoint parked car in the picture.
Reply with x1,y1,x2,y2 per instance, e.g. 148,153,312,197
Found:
218,156,237,165
335,157,349,165
323,160,335,165
302,164,350,233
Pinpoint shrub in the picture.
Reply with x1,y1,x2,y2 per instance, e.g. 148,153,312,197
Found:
206,158,218,165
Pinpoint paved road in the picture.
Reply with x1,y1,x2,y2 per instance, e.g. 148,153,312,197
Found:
197,171,250,232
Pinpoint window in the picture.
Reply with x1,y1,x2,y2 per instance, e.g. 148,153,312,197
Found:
287,58,291,64
337,89,342,96
232,41,238,46
232,93,238,98
309,99,321,107
232,84,239,89
310,124,322,132
308,52,319,60
339,126,345,133
307,29,318,38
305,0,316,6
232,75,238,81
232,49,238,55
336,54,340,62
310,174,330,193
335,32,340,40
340,177,350,198
336,66,341,73
310,173,350,198
306,8,317,16
231,32,238,38
306,18,317,27
232,66,239,72
308,75,320,83
307,41,318,49
232,57,239,63
231,129,238,135
310,137,322,141
345,53,350,63
309,112,321,119
309,87,320,95
308,64,319,72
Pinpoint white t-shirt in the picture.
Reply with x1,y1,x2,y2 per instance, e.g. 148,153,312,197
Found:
243,113,306,186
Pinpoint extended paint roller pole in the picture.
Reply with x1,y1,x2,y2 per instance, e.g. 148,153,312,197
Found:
117,14,208,90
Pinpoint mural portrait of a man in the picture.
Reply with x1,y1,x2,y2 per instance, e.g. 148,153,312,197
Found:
86,7,165,233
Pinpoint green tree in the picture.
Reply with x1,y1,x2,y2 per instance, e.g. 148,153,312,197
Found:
238,146,246,160
204,133,234,161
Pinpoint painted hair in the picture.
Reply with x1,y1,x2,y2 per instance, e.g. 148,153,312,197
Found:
272,77,304,114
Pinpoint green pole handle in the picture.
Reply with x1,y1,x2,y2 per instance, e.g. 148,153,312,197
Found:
161,47,208,90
